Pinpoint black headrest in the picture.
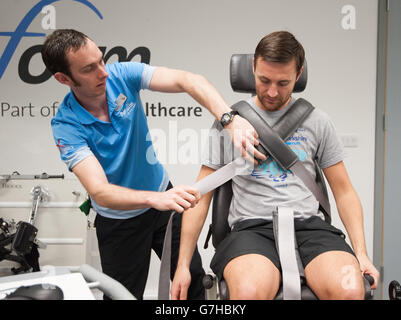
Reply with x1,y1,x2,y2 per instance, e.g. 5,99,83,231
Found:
230,54,307,94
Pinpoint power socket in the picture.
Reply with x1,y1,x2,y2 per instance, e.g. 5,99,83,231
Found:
339,134,358,148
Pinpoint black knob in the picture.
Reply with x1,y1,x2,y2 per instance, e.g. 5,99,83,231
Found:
202,274,215,289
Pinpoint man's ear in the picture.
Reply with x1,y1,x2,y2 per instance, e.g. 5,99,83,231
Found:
296,66,304,82
252,57,256,74
54,72,72,86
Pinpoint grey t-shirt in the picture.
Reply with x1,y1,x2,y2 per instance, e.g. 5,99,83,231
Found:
201,97,344,227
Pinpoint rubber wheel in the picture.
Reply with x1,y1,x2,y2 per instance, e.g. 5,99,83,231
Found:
389,280,401,300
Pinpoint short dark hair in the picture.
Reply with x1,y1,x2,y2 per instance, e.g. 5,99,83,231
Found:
254,31,305,74
41,29,90,78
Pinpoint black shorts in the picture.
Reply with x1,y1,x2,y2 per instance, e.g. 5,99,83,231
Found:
210,216,355,280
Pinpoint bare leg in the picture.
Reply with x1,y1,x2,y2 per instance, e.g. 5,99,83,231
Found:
304,250,364,300
223,253,281,300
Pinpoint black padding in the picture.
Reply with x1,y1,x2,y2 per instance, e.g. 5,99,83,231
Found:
230,54,307,94
211,180,232,249
273,98,314,141
275,284,318,300
232,100,299,170
314,158,331,224
4,284,64,300
218,279,230,300
230,54,255,94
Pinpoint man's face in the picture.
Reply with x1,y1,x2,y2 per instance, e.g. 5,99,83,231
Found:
253,57,302,112
65,38,108,98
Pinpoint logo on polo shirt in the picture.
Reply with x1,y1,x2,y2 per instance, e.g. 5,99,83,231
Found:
119,101,136,117
56,139,73,154
115,94,136,117
115,94,127,111
56,139,65,151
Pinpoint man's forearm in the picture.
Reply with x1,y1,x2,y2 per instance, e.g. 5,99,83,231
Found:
177,191,214,268
177,165,216,268
91,183,156,210
336,189,368,256
180,72,231,120
324,162,368,257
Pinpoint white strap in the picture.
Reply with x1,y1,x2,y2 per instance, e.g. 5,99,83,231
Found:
276,207,301,300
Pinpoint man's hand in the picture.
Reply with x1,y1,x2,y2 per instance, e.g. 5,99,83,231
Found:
357,252,380,289
171,266,192,300
225,115,267,164
147,185,200,213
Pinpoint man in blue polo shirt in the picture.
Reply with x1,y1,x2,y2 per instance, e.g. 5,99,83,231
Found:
52,57,171,220
42,29,266,300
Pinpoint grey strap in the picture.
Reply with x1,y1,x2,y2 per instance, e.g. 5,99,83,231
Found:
273,211,304,279
193,157,248,195
158,157,249,299
158,212,175,300
290,161,330,218
275,207,301,300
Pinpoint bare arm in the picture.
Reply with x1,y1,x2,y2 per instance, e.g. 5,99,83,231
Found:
149,67,229,120
177,165,216,266
72,155,200,212
149,67,266,164
171,165,216,299
323,161,379,288
323,161,366,255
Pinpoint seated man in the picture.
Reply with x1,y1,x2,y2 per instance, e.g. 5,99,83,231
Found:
171,31,379,300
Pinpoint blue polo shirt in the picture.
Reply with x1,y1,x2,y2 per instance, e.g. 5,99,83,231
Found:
51,62,169,219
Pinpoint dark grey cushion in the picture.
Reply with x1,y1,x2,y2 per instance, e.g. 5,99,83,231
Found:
230,53,307,94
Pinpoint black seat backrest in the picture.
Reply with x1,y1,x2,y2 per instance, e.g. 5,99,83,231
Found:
230,53,308,94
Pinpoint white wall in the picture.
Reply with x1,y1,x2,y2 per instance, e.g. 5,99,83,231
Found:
0,0,378,299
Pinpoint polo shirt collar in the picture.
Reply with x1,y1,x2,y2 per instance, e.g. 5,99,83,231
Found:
68,91,98,125
68,89,116,125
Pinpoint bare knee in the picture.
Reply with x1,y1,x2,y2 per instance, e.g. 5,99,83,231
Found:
318,275,365,300
340,286,365,300
305,252,366,300
323,285,365,300
223,254,281,300
335,276,365,300
229,279,278,300
231,280,260,300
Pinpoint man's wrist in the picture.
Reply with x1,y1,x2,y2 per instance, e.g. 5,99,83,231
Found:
144,191,157,208
177,259,191,269
220,110,238,127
